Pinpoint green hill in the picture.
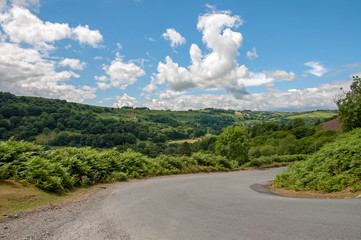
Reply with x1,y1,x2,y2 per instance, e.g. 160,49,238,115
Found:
0,92,337,150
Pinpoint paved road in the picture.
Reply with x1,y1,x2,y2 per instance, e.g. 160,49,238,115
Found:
2,168,361,239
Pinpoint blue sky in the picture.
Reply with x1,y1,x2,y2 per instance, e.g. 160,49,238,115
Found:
0,0,360,111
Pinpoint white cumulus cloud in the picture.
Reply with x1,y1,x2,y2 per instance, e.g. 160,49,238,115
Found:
59,58,86,70
304,61,327,77
96,54,145,90
265,70,298,81
149,8,305,100
155,9,253,98
112,93,142,108
0,41,96,102
0,0,40,12
246,47,258,60
162,28,186,47
72,24,103,47
117,80,350,111
0,6,103,51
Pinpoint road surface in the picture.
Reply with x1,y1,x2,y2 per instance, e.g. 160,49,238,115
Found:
1,168,360,239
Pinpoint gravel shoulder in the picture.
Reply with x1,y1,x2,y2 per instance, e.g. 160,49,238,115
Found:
0,183,130,240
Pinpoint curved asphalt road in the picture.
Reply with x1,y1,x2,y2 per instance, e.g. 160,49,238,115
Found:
4,168,360,239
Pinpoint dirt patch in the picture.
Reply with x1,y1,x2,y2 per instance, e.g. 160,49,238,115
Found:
269,185,361,199
168,138,203,144
322,118,341,131
235,111,249,116
0,180,114,222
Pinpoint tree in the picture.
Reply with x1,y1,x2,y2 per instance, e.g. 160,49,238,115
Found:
215,126,250,165
250,122,280,138
291,118,305,129
336,76,361,131
179,142,191,156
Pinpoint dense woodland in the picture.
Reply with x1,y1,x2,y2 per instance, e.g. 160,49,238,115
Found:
0,92,337,157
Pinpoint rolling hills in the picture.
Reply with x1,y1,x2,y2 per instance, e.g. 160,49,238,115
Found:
0,92,337,149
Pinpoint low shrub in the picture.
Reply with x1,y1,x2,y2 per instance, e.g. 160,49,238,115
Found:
273,128,361,192
0,140,239,193
243,154,307,167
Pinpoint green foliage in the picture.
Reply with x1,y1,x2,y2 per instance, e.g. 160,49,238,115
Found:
215,126,250,165
179,142,191,156
244,154,307,167
250,122,280,138
290,118,305,129
249,122,338,157
273,128,361,192
336,76,361,131
0,140,239,193
191,135,217,153
0,92,337,153
191,152,238,169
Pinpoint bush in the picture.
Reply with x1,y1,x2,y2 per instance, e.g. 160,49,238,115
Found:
273,128,361,192
215,126,250,165
0,139,241,193
244,154,307,167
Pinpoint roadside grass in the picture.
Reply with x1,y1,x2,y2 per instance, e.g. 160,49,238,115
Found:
269,185,361,199
0,180,107,222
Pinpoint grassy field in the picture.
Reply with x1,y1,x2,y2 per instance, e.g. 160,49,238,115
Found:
168,137,204,144
287,111,337,119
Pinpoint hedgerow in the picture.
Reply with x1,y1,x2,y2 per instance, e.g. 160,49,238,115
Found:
273,128,361,192
243,154,307,168
0,139,240,193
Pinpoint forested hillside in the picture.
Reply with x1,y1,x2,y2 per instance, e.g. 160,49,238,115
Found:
0,92,337,156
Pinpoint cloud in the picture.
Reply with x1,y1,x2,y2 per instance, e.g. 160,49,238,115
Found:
304,61,327,77
0,41,96,102
147,37,156,42
0,6,71,50
71,25,103,47
96,54,145,90
162,28,186,47
246,47,258,60
0,1,7,11
154,9,254,98
116,80,350,111
142,76,158,93
346,62,361,69
265,70,298,81
0,0,40,12
0,6,103,51
112,93,141,108
59,58,86,70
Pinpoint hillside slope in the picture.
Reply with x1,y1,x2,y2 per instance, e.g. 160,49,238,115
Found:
273,128,361,192
0,92,337,148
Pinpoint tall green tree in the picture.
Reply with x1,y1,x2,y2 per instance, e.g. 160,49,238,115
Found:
336,76,361,131
215,126,250,165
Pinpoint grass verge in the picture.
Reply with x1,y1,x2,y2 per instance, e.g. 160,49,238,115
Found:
269,185,361,199
0,180,108,222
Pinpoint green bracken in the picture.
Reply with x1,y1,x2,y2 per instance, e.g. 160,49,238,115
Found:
0,139,239,193
273,128,361,192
